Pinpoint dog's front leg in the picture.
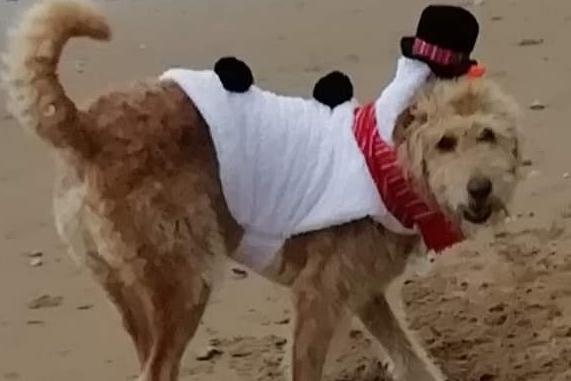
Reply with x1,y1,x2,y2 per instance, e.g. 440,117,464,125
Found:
290,271,344,381
356,292,446,381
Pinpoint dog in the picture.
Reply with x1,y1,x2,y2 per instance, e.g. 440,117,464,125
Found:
2,1,521,380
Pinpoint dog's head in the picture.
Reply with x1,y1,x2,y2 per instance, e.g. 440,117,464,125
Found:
395,78,521,235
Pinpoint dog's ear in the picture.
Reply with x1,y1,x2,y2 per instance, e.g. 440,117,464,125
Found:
393,104,426,146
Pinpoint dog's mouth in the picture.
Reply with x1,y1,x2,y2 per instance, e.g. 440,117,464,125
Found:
463,204,493,224
458,195,509,225
461,198,504,225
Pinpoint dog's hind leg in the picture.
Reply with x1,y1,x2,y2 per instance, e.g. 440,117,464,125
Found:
86,227,213,381
82,185,225,381
135,271,210,381
356,292,445,381
85,250,155,365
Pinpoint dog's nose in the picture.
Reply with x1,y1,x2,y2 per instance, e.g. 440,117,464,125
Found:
467,176,492,200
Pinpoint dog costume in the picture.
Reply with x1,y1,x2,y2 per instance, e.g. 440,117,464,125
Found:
312,5,480,108
160,5,479,270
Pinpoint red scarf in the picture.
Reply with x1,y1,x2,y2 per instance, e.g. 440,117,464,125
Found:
352,103,463,253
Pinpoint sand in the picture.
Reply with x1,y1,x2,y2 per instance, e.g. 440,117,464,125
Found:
2,0,571,380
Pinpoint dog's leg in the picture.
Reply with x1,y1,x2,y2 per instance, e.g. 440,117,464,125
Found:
290,260,345,381
85,250,153,364
136,273,210,381
87,245,211,381
356,293,445,381
82,189,224,381
291,287,342,381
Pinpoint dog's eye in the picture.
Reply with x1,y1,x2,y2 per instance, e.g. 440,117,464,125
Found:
478,128,496,143
436,135,457,152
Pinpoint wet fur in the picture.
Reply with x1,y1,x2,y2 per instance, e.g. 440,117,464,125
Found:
2,1,521,381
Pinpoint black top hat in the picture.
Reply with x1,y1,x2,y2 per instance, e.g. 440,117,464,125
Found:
401,5,479,79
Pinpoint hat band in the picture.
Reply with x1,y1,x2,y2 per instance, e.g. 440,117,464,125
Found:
412,38,466,66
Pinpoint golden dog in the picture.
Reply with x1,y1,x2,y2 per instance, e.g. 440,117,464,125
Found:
2,1,521,380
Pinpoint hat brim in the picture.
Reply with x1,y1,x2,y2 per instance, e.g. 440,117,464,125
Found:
400,37,475,79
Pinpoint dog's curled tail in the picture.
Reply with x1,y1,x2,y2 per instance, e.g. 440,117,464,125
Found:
2,0,110,156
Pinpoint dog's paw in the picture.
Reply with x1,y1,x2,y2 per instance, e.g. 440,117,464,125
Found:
214,56,254,93
313,70,354,109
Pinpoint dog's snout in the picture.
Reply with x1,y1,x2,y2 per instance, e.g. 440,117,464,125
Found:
467,176,492,200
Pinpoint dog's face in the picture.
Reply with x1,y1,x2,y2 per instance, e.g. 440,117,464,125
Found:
396,79,521,234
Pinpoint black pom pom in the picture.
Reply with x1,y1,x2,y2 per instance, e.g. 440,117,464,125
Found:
214,56,254,93
313,71,354,109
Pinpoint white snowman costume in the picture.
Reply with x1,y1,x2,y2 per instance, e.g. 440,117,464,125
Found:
160,57,431,269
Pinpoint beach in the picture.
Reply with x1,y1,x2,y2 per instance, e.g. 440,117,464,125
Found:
2,0,571,380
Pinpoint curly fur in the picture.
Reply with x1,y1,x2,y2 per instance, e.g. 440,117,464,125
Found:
395,79,521,231
2,0,110,155
2,1,522,381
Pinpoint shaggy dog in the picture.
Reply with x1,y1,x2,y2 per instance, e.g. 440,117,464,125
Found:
2,1,521,380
